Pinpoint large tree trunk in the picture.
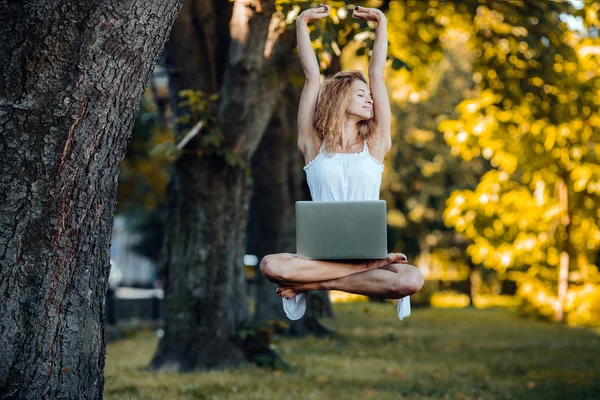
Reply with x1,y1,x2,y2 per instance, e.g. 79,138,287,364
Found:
150,154,251,370
151,0,297,371
0,1,182,398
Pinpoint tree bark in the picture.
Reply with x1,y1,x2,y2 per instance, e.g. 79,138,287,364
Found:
248,102,298,323
163,0,233,103
151,0,297,371
150,154,251,370
248,86,333,335
0,1,182,398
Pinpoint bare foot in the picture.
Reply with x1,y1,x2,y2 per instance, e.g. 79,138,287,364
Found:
365,252,408,271
276,286,305,299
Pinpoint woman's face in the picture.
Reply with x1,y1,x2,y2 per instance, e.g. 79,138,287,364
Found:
346,79,373,121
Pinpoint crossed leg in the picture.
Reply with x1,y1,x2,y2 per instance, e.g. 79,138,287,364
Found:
259,253,424,300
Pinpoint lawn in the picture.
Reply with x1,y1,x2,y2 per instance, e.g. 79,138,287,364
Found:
104,303,600,400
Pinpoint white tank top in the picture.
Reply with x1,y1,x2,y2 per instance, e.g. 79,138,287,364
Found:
304,140,384,201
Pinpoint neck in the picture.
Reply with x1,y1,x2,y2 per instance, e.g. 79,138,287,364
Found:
339,117,362,151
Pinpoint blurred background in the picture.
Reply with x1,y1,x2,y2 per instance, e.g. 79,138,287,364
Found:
104,1,600,398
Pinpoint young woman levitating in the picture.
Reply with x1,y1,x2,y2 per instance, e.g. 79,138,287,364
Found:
259,5,424,320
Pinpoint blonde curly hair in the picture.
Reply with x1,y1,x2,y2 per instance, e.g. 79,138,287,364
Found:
314,70,377,153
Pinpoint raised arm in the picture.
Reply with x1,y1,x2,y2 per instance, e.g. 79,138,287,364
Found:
296,5,329,163
353,7,392,157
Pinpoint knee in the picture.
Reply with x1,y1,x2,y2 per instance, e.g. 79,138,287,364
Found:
392,266,424,297
409,267,425,294
259,255,281,282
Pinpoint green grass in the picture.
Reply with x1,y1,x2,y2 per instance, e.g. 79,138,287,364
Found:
104,304,600,400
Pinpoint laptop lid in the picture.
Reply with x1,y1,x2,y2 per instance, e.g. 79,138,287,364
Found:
295,200,388,260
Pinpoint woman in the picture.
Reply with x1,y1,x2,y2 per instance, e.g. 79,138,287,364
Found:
259,5,424,320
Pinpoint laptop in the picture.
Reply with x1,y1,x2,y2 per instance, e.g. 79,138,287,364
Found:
295,200,388,260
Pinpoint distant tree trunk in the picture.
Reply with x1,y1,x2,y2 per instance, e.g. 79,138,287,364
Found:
248,85,333,335
150,0,297,371
0,1,182,398
162,0,233,106
555,178,571,322
248,101,298,322
468,264,481,308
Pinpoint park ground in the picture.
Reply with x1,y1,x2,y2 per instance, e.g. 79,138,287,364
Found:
104,303,600,400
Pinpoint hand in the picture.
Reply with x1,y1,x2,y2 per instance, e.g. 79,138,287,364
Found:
298,4,330,24
352,6,385,23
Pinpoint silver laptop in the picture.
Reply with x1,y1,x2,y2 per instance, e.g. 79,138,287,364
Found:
295,200,388,260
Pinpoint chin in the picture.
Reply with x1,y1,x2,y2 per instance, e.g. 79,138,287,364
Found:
348,109,372,121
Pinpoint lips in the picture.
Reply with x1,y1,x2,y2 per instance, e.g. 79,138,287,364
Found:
363,106,372,111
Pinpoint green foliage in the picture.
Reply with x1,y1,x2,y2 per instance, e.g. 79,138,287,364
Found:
436,1,600,323
117,95,170,213
150,89,249,167
380,0,488,276
373,0,599,325
175,89,219,134
148,140,179,161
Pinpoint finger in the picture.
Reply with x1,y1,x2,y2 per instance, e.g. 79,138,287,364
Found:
354,7,370,14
